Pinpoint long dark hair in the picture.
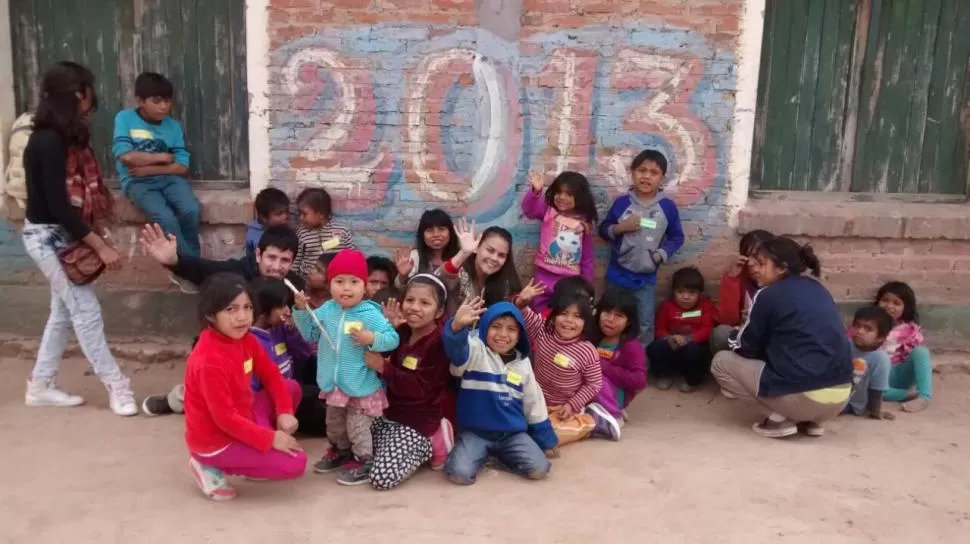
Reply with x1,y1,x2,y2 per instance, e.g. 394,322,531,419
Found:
198,273,253,327
756,236,822,278
593,290,640,344
875,281,919,324
415,209,459,272
546,171,598,224
463,226,523,306
545,290,594,339
32,61,98,145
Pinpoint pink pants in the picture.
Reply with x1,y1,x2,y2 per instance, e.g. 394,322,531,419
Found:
596,376,636,418
191,379,308,480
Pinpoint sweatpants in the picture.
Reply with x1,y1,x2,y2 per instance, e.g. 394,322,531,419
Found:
648,339,712,386
883,346,933,401
326,405,374,458
369,417,454,490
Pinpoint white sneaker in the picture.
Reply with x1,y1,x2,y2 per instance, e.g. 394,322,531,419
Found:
189,457,237,501
25,378,84,407
105,380,138,416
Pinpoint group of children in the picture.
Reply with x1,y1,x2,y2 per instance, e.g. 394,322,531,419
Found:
172,143,934,501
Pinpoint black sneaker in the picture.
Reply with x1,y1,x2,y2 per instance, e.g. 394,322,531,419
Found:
141,394,173,416
313,446,353,474
336,457,373,486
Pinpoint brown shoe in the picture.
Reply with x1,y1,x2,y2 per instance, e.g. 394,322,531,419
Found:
901,397,930,413
797,422,825,437
752,417,798,438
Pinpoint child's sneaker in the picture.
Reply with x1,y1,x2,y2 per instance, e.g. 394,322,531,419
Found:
587,402,621,441
141,394,174,416
797,421,825,437
313,446,353,473
621,409,629,422
25,378,84,407
430,418,455,471
105,379,138,417
654,377,674,390
678,382,697,393
188,457,236,501
336,456,373,486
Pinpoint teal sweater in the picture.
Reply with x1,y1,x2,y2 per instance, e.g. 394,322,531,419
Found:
293,299,399,397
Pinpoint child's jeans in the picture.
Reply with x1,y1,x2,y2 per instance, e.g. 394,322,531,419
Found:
607,280,656,344
884,346,933,401
445,430,550,485
648,339,712,386
124,175,201,257
326,405,375,458
191,379,307,480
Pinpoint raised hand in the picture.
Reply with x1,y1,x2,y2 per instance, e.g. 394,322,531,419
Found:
528,171,545,194
383,298,407,328
139,223,178,266
455,218,481,254
516,278,546,306
452,295,486,331
395,247,414,278
726,255,748,278
293,289,310,310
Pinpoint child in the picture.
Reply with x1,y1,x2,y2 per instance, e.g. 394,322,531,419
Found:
250,278,327,436
648,266,716,392
599,149,684,344
366,256,396,299
440,219,523,307
876,281,932,413
442,297,558,485
540,275,595,320
293,188,355,278
371,286,403,307
521,171,598,311
516,280,621,444
394,208,460,287
593,291,647,421
306,253,336,309
369,274,455,490
711,229,773,353
246,188,290,262
113,72,201,293
183,273,306,501
292,249,399,486
844,306,894,420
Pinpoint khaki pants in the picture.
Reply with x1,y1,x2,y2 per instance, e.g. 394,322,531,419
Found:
711,351,848,423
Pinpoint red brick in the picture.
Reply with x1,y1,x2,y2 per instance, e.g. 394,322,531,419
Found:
524,0,571,13
431,0,473,10
901,258,955,272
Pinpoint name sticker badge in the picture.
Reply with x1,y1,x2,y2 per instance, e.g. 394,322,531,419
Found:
274,343,287,356
321,237,341,251
129,128,153,140
681,310,702,319
597,347,615,360
344,321,363,334
553,353,571,368
402,356,419,370
243,358,253,374
506,370,522,386
639,217,658,229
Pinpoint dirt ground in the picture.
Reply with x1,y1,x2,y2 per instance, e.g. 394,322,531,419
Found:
1,356,968,544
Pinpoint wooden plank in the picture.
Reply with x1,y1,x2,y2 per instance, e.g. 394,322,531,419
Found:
48,0,83,63
82,0,124,173
761,0,797,190
879,0,923,192
115,0,138,109
196,0,234,180
228,0,249,180
899,0,942,193
749,0,777,189
775,0,811,191
933,0,970,194
180,0,205,180
851,0,888,192
790,0,826,191
918,0,954,194
8,0,40,112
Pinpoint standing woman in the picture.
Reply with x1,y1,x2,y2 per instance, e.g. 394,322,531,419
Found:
21,61,137,415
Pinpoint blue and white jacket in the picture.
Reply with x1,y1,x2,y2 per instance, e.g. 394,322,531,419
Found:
599,189,684,289
442,302,558,451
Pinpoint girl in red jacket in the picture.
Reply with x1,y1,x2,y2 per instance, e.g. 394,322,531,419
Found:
184,273,307,501
711,229,773,353
648,266,716,392
365,274,455,490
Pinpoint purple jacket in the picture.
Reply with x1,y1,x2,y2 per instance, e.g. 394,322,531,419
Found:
599,339,647,406
250,324,315,391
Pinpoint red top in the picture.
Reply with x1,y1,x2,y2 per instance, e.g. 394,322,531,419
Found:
715,273,754,327
522,306,602,414
655,297,717,344
184,328,295,454
382,323,455,437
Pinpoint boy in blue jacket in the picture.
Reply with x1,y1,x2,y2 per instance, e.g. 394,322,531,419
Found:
443,297,558,485
599,149,685,343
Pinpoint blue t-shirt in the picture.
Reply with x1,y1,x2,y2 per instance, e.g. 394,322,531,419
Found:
112,108,190,190
846,345,891,416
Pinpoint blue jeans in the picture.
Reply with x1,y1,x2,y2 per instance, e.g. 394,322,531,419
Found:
124,175,201,257
607,280,656,344
444,430,550,485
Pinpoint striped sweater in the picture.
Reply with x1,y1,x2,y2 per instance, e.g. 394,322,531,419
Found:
521,306,602,413
294,220,356,278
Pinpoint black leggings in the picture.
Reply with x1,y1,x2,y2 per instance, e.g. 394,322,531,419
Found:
647,339,712,386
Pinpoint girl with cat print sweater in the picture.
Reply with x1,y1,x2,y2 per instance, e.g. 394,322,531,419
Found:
521,171,598,312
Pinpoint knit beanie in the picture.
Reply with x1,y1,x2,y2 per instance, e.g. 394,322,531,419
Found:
327,249,368,283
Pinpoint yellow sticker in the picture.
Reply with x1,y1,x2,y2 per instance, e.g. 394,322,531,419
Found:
274,343,287,356
344,321,363,334
321,237,341,251
243,358,253,374
506,370,522,386
402,356,419,370
553,353,570,368
129,128,153,139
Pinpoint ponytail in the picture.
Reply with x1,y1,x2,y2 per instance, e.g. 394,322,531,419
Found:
757,237,822,278
798,245,821,277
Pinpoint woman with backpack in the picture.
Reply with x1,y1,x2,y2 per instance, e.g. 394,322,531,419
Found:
20,61,136,416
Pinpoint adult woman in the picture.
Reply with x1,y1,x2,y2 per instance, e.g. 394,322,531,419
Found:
21,61,136,415
438,219,522,310
712,236,852,438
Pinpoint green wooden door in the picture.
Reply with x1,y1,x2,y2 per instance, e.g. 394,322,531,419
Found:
753,0,970,196
8,0,249,185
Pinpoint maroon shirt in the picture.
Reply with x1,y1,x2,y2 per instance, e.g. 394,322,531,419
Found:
382,323,454,437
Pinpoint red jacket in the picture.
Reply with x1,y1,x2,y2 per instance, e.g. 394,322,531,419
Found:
382,323,455,437
184,328,295,454
715,273,755,326
655,297,716,344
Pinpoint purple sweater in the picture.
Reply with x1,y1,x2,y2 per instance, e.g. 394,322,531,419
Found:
598,338,647,407
250,324,315,391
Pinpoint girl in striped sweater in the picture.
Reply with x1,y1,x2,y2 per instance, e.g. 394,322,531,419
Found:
516,280,622,445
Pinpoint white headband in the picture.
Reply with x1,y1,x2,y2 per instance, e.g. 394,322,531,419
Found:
408,273,448,299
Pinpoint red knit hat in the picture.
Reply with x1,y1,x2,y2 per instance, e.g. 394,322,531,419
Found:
327,249,368,283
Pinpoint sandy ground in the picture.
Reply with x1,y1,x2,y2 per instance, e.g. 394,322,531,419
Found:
0,356,968,544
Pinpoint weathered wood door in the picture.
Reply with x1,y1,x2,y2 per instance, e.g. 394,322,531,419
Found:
752,0,970,196
9,0,249,185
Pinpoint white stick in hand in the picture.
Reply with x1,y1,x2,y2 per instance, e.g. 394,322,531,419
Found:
282,278,330,340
